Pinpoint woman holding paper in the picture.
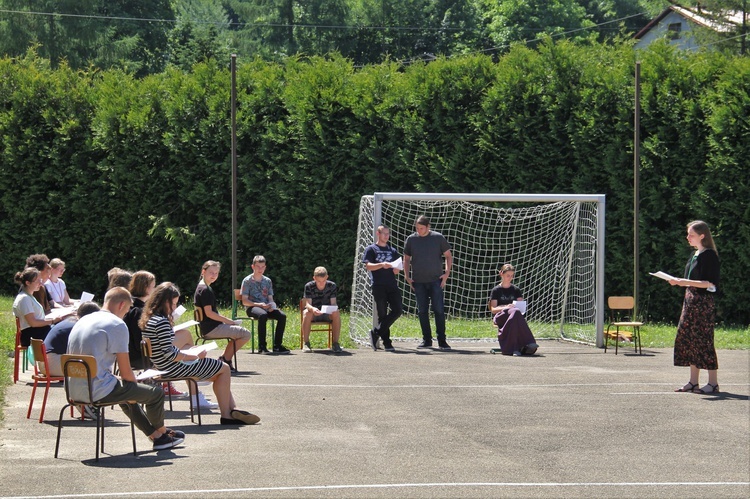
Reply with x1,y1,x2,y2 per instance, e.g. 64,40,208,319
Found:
12,267,61,346
488,264,538,356
670,220,721,394
141,282,260,425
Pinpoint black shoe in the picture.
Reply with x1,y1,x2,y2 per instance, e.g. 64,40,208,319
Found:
369,329,380,351
273,345,291,354
231,409,261,424
257,346,270,354
219,356,237,372
438,341,452,351
166,429,185,439
384,344,396,352
417,339,433,348
153,433,184,450
522,343,538,355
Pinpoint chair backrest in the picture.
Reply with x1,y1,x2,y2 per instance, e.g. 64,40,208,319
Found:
232,289,243,320
140,337,153,359
299,298,306,315
61,354,97,405
608,296,635,311
30,338,49,375
194,307,204,322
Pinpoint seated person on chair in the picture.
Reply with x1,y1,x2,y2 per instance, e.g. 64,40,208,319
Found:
44,301,101,377
141,282,260,425
25,254,53,314
67,286,185,451
123,270,156,371
488,264,538,356
301,266,342,353
194,260,251,370
240,255,289,354
44,258,73,307
13,267,61,347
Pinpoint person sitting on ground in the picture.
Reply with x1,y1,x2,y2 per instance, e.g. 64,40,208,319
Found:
13,267,63,347
141,282,260,425
44,258,72,307
194,260,251,370
301,266,343,353
26,254,53,314
67,287,185,451
241,255,289,354
44,301,101,377
488,264,538,356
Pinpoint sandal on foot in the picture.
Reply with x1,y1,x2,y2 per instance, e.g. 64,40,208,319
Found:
675,382,699,392
694,383,719,394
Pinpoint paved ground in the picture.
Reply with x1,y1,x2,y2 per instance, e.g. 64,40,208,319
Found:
1,340,749,499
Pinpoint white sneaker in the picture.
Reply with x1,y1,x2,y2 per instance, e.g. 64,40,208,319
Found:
191,392,219,409
302,342,312,353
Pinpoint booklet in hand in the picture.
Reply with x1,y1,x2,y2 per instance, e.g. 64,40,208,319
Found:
649,271,678,282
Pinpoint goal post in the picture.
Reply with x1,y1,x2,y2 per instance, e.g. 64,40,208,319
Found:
350,193,605,347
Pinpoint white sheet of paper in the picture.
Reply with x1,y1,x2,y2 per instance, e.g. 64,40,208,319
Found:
173,320,199,332
649,271,678,282
512,300,527,315
172,304,187,319
390,257,404,270
321,305,338,314
45,307,76,321
136,369,168,381
80,291,94,303
185,341,218,355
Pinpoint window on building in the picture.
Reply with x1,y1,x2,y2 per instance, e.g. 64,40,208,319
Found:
667,23,682,40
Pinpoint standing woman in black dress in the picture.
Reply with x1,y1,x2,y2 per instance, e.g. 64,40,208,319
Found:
670,220,721,394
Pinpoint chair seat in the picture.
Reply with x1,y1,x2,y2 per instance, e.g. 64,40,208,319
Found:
612,321,643,327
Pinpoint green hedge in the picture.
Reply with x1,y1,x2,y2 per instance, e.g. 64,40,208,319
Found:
1,41,747,325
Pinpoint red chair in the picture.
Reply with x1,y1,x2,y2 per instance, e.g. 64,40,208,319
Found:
27,339,64,423
14,317,29,384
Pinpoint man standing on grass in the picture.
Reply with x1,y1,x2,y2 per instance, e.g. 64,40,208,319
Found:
363,225,402,352
403,215,453,350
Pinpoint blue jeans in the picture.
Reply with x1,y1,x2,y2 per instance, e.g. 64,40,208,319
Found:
413,280,445,341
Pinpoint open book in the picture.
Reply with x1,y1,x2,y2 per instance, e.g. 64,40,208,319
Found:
650,271,678,282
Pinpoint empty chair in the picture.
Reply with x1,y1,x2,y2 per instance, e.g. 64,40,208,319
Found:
605,296,644,355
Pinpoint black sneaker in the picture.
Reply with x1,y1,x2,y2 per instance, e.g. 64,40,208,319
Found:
438,341,452,351
417,339,433,348
272,345,291,354
153,433,184,450
257,346,270,354
384,344,396,352
166,429,185,439
369,329,380,351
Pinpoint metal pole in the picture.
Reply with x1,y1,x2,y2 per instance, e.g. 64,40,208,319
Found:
634,61,641,318
231,54,238,295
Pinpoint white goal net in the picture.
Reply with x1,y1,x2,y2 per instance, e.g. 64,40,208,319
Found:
350,193,605,346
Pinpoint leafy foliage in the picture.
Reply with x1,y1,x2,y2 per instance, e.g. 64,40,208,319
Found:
0,40,747,326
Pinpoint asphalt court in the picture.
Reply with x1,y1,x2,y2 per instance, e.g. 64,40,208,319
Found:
1,340,749,498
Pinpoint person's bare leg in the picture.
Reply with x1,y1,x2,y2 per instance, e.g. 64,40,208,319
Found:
331,311,341,343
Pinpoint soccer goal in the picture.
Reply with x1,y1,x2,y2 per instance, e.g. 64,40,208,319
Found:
350,193,605,346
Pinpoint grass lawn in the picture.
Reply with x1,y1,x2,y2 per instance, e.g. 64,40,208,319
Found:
1,294,747,421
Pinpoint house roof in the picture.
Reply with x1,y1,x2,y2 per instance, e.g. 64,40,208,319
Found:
634,5,743,40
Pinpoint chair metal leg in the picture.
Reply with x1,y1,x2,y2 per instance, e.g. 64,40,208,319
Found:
54,404,70,458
